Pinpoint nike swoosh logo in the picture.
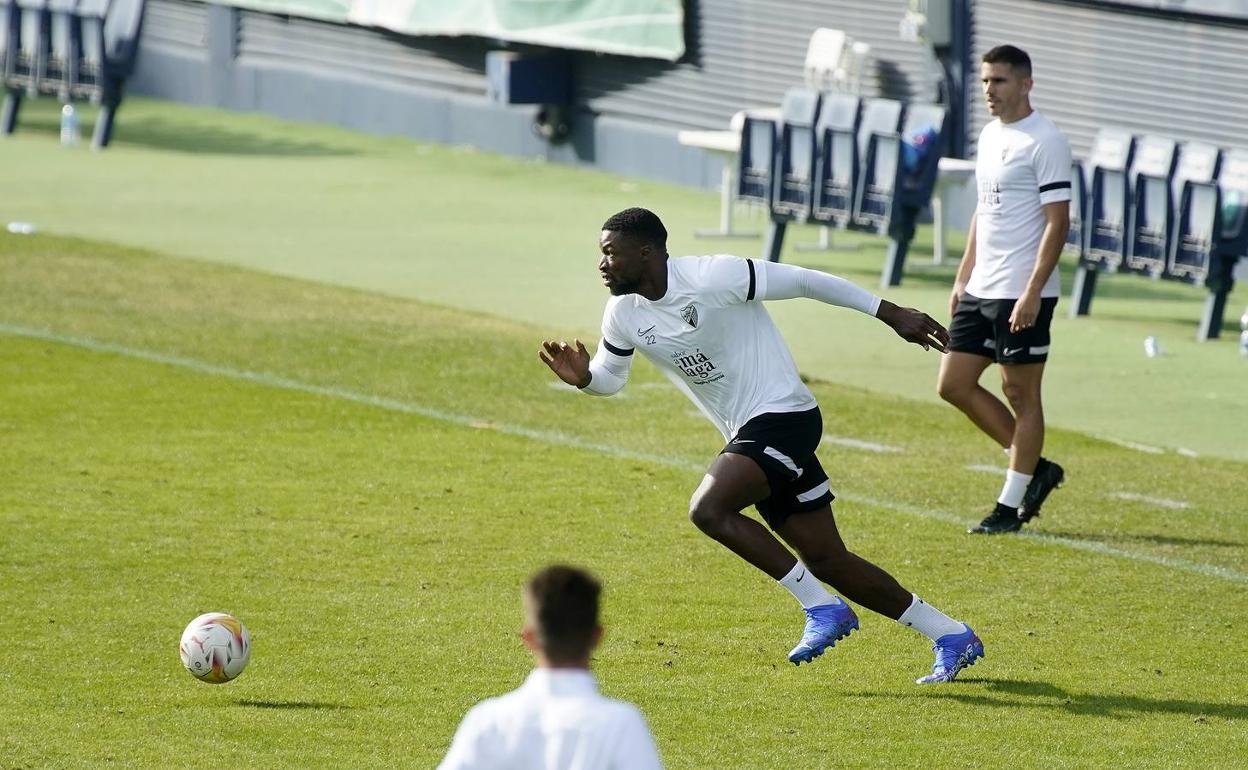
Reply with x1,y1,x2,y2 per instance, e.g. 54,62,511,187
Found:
795,569,806,582
637,325,656,336
1003,347,1023,356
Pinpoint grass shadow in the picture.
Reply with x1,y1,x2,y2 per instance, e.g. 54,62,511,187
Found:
849,677,1248,721
16,112,359,157
237,699,353,710
1052,530,1245,549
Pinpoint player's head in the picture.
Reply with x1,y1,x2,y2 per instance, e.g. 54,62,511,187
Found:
980,45,1033,120
521,565,603,667
599,207,669,296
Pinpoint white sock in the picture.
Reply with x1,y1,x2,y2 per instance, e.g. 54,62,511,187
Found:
997,469,1032,509
898,595,965,641
778,561,841,609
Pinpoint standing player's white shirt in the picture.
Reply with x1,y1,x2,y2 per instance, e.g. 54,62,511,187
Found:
438,669,662,770
967,110,1072,300
584,256,879,440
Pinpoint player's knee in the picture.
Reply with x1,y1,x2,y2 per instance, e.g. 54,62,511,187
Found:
687,498,727,534
937,376,969,404
1001,382,1038,412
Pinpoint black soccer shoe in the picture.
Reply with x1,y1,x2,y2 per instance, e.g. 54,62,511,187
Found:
969,503,1023,534
1019,458,1065,523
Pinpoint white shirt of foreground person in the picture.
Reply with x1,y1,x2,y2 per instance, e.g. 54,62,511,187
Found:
437,668,663,770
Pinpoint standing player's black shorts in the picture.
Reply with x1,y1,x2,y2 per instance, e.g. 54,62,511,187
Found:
720,407,834,530
948,293,1058,365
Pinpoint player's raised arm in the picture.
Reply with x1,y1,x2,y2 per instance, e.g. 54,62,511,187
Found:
752,260,948,352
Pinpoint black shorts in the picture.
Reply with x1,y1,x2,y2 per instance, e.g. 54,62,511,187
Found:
720,407,834,530
948,294,1058,365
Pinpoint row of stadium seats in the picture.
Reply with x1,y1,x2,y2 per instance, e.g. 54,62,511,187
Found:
735,89,949,288
0,0,145,148
1065,128,1248,338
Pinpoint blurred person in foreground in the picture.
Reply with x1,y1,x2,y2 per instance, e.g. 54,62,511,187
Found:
439,565,662,770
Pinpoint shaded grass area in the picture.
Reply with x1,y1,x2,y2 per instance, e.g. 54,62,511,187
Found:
1,97,1245,459
1,235,1245,768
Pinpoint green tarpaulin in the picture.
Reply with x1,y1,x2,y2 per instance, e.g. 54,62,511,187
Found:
222,0,685,60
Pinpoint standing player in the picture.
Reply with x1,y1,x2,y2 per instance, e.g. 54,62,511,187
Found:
937,45,1070,534
539,207,982,684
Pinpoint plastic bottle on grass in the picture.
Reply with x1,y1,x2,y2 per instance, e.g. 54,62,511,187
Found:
60,104,80,146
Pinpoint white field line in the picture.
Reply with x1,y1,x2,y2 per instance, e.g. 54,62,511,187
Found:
965,464,1007,476
1110,491,1192,510
4,322,1245,587
1096,435,1166,455
822,436,902,454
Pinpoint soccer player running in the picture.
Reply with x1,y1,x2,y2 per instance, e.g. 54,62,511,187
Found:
938,45,1071,535
540,207,982,684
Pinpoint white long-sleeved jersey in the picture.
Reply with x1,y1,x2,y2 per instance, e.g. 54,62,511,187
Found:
582,256,880,440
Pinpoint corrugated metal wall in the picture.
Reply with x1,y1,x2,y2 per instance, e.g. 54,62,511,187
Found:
141,0,936,131
235,10,489,95
142,0,209,54
579,0,937,129
971,0,1248,158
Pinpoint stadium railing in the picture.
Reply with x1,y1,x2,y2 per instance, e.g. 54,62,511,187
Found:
1,0,145,149
1067,127,1247,339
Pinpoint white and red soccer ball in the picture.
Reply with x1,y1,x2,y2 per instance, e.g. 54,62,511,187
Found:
179,612,250,684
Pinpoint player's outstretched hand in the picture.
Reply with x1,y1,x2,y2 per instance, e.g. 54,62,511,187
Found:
876,300,950,353
539,339,592,388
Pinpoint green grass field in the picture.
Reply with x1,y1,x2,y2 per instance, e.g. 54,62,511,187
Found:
2,97,1245,459
1,99,1246,767
2,233,1245,768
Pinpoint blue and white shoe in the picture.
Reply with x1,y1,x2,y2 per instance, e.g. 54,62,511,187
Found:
787,601,859,665
915,625,984,684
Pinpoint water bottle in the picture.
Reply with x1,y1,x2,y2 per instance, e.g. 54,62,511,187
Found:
1239,306,1248,359
1143,336,1161,358
60,104,80,146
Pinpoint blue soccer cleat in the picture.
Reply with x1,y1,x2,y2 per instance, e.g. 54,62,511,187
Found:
916,625,984,684
788,601,859,665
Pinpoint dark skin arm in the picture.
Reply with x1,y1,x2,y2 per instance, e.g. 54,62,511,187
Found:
539,339,592,388
875,300,950,353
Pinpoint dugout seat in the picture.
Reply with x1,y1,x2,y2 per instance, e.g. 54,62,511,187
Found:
1124,135,1178,276
1168,142,1221,283
852,98,905,233
1064,160,1088,258
810,93,862,228
771,87,823,221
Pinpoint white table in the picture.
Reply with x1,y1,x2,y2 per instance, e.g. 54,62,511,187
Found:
677,125,757,238
931,157,977,264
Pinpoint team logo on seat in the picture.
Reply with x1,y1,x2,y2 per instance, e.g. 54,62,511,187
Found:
680,303,699,328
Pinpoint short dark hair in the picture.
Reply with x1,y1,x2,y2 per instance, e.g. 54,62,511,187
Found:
982,45,1032,77
523,565,601,664
601,207,668,250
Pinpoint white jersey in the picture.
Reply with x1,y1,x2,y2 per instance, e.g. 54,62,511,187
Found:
438,669,662,770
968,110,1072,299
598,256,817,440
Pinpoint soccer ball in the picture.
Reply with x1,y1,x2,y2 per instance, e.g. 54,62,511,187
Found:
179,612,251,684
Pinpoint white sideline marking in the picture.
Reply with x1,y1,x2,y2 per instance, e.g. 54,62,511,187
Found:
1098,436,1165,455
965,464,1006,476
1110,492,1192,510
822,436,902,454
4,322,1245,587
